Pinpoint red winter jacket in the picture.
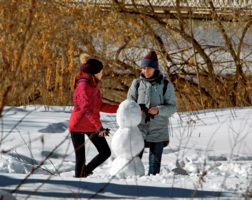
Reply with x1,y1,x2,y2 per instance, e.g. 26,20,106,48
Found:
68,72,119,133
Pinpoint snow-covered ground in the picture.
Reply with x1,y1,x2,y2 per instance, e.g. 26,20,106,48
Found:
0,105,252,199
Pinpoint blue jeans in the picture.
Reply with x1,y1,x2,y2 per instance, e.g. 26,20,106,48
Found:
139,141,165,175
71,132,111,177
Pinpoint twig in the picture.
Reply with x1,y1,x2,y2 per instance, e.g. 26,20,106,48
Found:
11,136,68,194
0,107,40,146
1,136,43,154
24,138,74,200
0,86,11,118
88,154,140,199
15,128,38,165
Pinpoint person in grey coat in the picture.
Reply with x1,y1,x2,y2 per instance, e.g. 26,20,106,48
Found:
127,50,177,175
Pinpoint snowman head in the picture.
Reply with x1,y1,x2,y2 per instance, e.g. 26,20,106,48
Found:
116,99,141,127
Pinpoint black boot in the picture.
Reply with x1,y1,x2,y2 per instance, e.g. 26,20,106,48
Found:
73,167,93,178
84,170,93,177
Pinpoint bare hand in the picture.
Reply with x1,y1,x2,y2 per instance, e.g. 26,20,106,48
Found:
148,107,159,115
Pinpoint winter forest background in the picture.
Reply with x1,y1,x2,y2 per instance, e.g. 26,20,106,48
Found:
0,0,252,199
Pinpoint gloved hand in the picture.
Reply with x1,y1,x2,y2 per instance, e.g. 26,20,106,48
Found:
139,104,148,115
145,113,155,123
97,126,110,137
139,104,155,123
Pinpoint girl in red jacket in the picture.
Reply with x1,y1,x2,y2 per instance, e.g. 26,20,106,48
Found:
69,58,119,178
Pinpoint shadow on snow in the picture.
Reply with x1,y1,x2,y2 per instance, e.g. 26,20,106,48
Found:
0,175,231,199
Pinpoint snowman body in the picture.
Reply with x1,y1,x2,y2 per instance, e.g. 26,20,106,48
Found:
110,99,145,178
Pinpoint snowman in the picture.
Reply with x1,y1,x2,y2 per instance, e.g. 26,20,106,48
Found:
110,99,145,178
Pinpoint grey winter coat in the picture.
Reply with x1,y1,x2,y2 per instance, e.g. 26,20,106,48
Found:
127,72,177,142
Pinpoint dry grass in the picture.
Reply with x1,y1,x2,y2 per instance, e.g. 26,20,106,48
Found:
1,0,252,113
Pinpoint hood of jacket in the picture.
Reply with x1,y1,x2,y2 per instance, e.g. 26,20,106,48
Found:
75,72,101,88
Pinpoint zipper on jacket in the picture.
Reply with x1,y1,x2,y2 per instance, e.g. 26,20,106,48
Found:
159,94,162,104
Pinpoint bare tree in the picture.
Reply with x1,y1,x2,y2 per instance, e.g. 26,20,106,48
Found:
1,0,251,111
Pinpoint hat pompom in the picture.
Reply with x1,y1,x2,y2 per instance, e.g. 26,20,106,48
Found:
80,53,92,64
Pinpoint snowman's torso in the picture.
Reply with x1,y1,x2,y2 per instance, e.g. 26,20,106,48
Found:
111,127,144,160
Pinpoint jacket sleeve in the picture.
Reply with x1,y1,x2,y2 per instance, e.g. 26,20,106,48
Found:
100,96,119,113
77,82,102,129
157,82,177,117
127,79,138,102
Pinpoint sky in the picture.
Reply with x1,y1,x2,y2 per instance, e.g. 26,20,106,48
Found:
0,104,252,200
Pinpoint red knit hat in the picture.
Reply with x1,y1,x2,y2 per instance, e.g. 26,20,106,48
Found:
79,59,103,75
141,50,159,70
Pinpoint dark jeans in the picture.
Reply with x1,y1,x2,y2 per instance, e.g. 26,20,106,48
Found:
139,141,165,175
71,132,111,177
